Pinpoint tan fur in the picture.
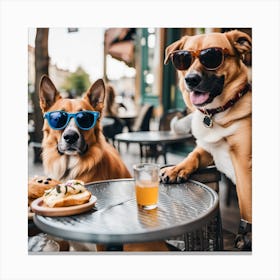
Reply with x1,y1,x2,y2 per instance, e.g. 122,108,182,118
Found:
162,30,252,223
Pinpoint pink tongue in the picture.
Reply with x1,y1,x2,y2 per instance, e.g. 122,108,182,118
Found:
190,91,210,105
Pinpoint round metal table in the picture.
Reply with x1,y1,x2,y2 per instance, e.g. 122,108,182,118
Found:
33,179,222,250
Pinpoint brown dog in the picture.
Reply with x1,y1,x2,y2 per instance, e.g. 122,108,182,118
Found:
39,76,168,251
39,75,131,182
161,30,252,250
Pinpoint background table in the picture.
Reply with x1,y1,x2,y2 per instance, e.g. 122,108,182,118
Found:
33,179,223,251
115,131,191,145
115,131,192,163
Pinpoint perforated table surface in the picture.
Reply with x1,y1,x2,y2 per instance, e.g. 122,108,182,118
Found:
33,179,219,245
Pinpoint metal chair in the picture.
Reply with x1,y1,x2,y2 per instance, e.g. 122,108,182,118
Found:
164,165,224,251
157,108,187,163
158,108,187,131
130,103,154,132
141,108,194,164
125,104,154,154
103,116,125,147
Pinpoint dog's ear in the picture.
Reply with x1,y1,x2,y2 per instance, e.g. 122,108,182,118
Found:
164,36,188,64
226,30,252,55
84,79,105,110
39,75,61,112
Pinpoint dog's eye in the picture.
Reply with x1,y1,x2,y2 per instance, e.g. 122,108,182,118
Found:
76,112,95,129
49,111,68,128
199,48,223,69
172,51,192,70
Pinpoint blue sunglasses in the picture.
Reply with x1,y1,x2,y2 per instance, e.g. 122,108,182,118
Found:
44,110,100,130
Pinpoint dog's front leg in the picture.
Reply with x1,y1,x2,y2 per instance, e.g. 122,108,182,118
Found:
230,151,252,223
160,146,213,183
228,127,252,250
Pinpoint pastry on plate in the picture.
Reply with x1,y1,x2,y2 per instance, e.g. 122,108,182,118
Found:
43,180,91,208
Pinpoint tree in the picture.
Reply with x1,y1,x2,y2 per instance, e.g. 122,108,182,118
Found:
32,28,49,163
62,66,91,97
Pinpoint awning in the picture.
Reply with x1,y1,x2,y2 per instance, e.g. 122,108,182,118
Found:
104,28,136,67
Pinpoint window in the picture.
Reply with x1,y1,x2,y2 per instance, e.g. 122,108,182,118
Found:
139,28,160,105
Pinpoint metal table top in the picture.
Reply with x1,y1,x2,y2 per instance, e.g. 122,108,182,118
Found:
33,179,219,244
115,131,192,145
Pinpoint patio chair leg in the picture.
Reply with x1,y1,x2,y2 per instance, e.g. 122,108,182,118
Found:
139,144,143,161
216,210,224,250
161,144,167,164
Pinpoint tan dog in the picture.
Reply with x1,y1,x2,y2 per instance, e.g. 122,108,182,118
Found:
39,75,131,182
161,30,252,250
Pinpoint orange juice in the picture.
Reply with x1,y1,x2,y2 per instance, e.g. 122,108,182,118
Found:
135,181,159,207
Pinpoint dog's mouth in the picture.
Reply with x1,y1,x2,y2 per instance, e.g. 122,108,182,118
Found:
58,145,88,156
186,73,225,107
57,142,88,156
57,127,89,156
190,90,211,106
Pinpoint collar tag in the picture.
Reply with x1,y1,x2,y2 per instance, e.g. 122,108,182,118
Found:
203,114,213,128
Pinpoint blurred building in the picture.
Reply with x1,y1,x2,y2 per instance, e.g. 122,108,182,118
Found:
28,45,71,90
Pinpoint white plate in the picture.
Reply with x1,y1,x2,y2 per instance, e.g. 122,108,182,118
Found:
31,195,97,217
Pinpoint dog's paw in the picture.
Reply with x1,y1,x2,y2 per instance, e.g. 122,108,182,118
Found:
234,232,252,251
160,166,190,184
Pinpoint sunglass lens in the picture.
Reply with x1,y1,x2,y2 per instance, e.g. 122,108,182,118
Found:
49,111,68,129
172,51,192,70
199,48,223,69
76,112,95,129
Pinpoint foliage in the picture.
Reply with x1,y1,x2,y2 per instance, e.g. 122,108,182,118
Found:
63,66,91,96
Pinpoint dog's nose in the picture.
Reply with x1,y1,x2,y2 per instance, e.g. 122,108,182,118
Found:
185,74,202,88
63,130,79,144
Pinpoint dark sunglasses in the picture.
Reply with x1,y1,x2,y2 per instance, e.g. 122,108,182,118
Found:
44,110,100,130
170,47,233,71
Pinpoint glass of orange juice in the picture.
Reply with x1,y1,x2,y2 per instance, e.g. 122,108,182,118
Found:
133,163,159,210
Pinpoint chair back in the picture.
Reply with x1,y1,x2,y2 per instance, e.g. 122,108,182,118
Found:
159,108,187,131
132,104,154,131
103,116,125,140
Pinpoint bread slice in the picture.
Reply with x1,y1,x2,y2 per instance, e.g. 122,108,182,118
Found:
43,180,91,208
